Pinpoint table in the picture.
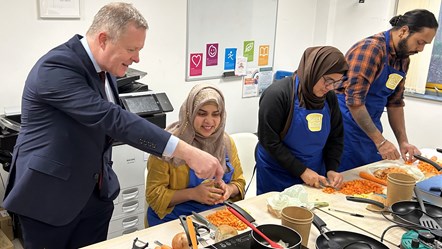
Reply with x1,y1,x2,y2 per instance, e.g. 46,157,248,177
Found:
82,184,399,249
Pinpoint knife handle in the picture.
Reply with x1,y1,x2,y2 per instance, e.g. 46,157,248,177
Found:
178,215,192,246
224,200,256,223
186,216,199,249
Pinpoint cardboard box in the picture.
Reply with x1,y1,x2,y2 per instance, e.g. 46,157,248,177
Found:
0,229,13,249
0,209,13,241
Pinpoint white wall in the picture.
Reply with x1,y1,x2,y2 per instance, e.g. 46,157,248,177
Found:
0,0,441,150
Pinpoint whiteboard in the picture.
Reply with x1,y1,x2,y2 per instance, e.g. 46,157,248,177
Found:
186,0,278,81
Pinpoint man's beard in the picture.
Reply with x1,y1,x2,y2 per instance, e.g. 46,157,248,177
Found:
396,36,417,59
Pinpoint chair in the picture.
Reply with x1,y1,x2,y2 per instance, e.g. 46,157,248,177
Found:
273,70,293,81
230,132,258,199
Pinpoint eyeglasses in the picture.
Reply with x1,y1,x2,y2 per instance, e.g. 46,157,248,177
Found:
322,76,347,88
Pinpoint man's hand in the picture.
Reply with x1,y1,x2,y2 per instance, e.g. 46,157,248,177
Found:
173,140,225,180
399,142,420,163
378,140,401,160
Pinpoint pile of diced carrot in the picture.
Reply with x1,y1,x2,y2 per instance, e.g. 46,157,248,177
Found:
207,208,247,230
322,179,383,195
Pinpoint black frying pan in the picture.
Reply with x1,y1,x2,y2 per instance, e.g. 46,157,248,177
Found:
346,196,442,228
313,214,389,249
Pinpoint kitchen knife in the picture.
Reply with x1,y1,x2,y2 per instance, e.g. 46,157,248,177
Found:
191,211,217,230
224,200,256,224
328,208,364,217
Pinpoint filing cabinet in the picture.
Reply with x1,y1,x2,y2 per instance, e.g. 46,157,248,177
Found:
108,144,148,239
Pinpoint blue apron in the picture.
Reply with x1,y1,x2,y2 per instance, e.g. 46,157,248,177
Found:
256,76,331,195
147,155,234,226
337,31,406,171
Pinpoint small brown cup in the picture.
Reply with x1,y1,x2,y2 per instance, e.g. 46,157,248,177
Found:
281,206,313,247
386,173,416,207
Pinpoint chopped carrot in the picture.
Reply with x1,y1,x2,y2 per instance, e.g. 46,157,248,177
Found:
207,208,247,231
417,156,442,175
322,187,337,194
359,171,387,186
322,179,384,195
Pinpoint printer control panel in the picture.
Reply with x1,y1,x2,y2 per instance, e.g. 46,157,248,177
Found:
119,92,173,117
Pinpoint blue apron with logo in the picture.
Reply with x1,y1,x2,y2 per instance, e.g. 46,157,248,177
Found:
338,31,406,171
256,76,331,195
147,155,234,226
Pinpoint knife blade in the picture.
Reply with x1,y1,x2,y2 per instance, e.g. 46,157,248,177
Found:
192,211,217,231
328,208,364,217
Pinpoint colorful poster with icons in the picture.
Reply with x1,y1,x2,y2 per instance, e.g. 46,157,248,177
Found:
224,48,237,70
258,45,269,66
206,43,218,66
243,41,254,62
189,53,203,76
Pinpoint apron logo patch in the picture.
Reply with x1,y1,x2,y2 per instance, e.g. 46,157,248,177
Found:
306,113,323,132
385,73,403,90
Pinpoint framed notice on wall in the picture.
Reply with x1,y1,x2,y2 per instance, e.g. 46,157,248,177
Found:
39,0,80,19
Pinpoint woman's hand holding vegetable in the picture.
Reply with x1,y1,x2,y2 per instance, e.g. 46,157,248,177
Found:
194,180,224,205
301,168,329,188
214,180,241,204
326,170,343,189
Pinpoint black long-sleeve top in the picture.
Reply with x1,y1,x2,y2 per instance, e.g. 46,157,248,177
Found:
257,76,344,177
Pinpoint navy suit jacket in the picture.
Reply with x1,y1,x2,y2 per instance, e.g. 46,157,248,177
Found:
3,35,171,226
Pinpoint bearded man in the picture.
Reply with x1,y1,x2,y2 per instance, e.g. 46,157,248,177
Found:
334,9,438,171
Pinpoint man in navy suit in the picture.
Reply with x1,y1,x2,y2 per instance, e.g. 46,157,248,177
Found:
3,3,224,248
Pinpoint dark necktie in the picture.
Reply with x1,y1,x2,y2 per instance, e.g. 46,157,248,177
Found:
98,71,107,100
98,71,106,84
